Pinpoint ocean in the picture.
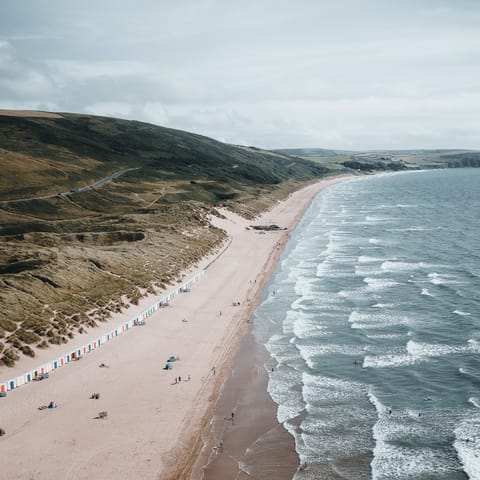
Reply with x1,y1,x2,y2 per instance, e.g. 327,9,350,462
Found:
252,169,480,480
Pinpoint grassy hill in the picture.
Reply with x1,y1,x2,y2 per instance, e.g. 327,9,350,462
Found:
0,111,329,367
276,147,480,171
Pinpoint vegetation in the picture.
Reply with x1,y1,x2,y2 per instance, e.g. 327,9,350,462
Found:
0,112,328,367
276,147,480,171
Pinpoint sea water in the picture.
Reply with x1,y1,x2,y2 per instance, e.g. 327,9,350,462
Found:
253,169,480,479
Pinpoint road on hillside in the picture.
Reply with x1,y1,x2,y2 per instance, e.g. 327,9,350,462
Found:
0,168,139,204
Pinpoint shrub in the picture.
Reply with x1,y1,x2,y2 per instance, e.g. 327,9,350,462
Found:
21,345,35,357
16,329,41,345
1,349,19,367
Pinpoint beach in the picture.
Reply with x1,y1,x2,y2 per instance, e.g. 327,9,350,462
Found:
0,176,344,480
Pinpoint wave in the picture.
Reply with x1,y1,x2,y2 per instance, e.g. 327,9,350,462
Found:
295,342,377,368
372,303,397,308
366,333,406,340
369,389,460,479
366,215,390,222
380,261,423,272
428,272,462,286
421,288,433,296
364,340,479,369
454,417,480,480
469,397,480,409
348,311,411,330
358,255,385,264
303,372,367,404
460,367,480,380
368,389,390,416
289,310,331,339
293,274,318,299
269,379,305,424
363,277,401,291
265,334,302,367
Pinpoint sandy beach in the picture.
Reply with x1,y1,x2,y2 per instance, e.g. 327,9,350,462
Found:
0,176,345,480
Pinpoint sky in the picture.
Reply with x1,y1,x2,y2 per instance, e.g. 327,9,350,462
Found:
1,0,479,150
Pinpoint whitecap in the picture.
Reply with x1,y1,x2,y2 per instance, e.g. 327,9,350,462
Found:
366,333,406,340
364,339,477,369
363,277,401,291
469,397,480,409
381,261,421,272
348,310,411,329
358,255,385,264
372,303,397,308
454,417,480,480
453,310,471,316
428,272,461,286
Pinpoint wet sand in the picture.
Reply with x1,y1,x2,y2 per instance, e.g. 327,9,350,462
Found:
195,332,298,480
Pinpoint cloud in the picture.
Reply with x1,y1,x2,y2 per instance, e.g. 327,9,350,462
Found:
0,41,57,107
1,1,480,149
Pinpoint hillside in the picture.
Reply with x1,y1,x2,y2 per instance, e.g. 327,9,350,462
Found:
276,147,480,171
0,111,329,367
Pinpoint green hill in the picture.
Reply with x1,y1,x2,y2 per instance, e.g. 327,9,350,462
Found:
0,111,329,367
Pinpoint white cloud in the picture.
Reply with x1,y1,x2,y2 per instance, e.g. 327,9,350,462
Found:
1,1,480,150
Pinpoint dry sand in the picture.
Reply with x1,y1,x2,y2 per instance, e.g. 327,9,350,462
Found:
0,176,346,480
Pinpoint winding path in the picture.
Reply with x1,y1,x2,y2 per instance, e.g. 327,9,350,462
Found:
0,168,139,204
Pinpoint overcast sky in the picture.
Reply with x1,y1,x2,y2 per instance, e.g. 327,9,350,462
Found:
1,0,479,150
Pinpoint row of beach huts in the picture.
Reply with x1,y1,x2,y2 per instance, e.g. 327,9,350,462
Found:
0,271,205,393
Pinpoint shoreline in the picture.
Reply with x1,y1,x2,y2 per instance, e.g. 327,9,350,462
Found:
0,176,349,480
193,176,352,479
